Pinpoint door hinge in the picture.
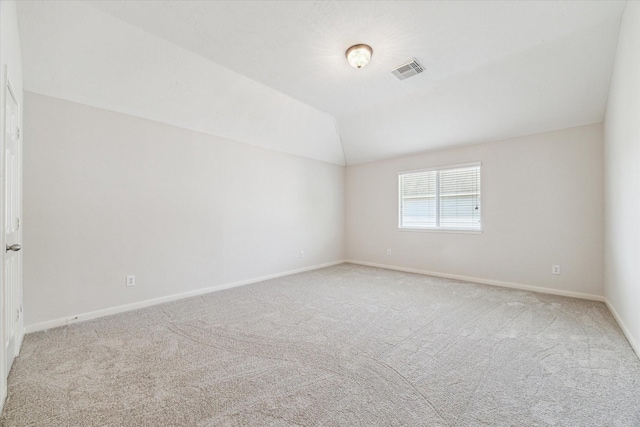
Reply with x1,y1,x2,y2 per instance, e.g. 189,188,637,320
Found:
17,127,20,139
16,309,20,321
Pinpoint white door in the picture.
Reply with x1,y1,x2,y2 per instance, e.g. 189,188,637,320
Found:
3,81,21,374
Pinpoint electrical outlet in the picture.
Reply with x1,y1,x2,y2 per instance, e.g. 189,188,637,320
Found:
551,265,560,275
126,275,136,287
300,251,305,259
387,249,392,256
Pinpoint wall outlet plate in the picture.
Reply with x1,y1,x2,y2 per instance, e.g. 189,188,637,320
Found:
126,275,136,287
552,265,561,275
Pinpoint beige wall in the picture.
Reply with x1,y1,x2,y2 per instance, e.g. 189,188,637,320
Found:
604,1,640,355
346,124,604,298
23,92,345,328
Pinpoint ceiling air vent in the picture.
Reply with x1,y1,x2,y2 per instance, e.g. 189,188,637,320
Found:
391,58,424,81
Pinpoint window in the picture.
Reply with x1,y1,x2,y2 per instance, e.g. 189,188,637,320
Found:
398,163,481,231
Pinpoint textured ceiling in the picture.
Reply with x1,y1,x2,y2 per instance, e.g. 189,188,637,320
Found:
17,1,626,164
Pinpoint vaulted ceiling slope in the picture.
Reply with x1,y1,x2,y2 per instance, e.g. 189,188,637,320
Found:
17,1,626,165
16,1,345,165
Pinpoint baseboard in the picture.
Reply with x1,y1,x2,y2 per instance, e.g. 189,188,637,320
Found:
17,319,24,354
25,260,345,334
604,299,640,359
345,259,605,302
20,259,639,362
347,260,639,361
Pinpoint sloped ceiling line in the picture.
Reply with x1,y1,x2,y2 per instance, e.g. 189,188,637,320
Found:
17,0,626,165
333,119,348,166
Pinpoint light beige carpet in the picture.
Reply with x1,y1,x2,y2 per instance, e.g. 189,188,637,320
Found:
2,264,639,426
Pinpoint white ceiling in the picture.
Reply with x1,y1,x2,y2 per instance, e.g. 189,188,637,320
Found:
17,1,626,165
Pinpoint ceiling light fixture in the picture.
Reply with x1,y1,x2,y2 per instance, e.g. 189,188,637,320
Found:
345,44,373,69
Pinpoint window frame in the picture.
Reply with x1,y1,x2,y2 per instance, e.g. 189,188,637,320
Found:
397,161,482,234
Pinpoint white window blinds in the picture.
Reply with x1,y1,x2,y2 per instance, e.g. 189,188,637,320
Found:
399,163,481,230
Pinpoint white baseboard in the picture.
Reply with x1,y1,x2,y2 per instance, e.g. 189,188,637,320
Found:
346,260,640,361
17,319,24,354
21,259,640,363
345,259,605,302
604,299,640,359
25,260,345,334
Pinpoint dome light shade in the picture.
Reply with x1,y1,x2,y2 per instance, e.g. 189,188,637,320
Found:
345,44,373,69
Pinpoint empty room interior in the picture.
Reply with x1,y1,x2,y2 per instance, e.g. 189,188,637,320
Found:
1,0,639,425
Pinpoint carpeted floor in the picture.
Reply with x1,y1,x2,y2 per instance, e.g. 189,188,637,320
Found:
2,263,639,426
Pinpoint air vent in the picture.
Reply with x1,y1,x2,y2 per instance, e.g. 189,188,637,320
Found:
391,58,424,80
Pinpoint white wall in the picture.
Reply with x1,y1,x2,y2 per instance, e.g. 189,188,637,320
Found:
1,0,24,410
604,1,640,356
23,92,345,329
346,124,604,299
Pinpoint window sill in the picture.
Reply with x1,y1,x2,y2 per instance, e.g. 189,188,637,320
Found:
397,227,483,235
